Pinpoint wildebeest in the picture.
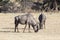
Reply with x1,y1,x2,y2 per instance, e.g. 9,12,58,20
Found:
14,13,39,32
38,13,46,29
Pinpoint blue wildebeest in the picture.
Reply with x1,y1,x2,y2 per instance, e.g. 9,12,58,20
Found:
38,13,46,29
14,13,39,32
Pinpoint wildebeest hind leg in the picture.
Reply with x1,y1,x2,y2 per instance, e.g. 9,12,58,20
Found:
28,24,31,32
15,23,18,32
44,21,45,29
39,23,42,29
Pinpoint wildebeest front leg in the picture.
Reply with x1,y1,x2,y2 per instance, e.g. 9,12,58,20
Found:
23,24,27,32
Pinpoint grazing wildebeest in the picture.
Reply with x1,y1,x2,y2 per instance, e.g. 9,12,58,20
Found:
38,13,46,29
14,13,39,32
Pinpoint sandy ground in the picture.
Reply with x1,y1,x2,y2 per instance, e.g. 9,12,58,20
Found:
0,12,60,40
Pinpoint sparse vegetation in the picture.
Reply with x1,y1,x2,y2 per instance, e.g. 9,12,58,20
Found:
0,0,60,13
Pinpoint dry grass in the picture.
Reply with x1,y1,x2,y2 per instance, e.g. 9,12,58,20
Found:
0,12,60,40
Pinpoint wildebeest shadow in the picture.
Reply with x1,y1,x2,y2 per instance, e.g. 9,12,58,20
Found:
2,28,24,30
0,31,14,33
2,28,33,30
0,28,33,33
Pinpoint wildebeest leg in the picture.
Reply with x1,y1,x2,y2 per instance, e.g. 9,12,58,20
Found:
39,23,41,29
44,21,45,29
15,23,19,32
23,24,27,32
39,22,42,29
40,22,43,29
28,24,31,32
16,24,19,32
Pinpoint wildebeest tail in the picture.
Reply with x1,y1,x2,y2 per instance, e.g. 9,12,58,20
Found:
14,17,17,24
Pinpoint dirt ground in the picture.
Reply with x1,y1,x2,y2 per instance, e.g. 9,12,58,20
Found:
0,12,60,40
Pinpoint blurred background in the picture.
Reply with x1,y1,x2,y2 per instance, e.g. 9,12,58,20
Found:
0,0,60,13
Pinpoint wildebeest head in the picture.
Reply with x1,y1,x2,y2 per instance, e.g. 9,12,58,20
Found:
32,23,39,32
